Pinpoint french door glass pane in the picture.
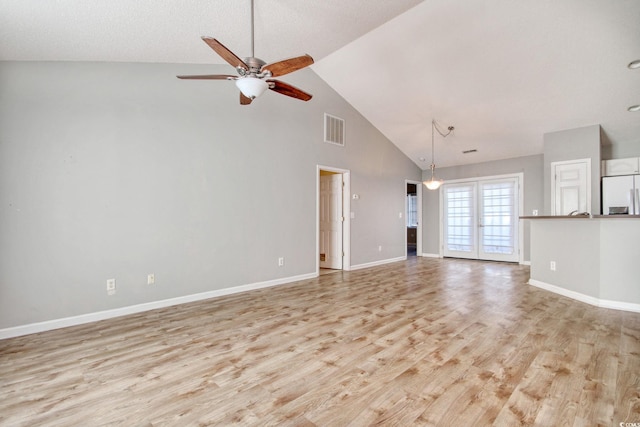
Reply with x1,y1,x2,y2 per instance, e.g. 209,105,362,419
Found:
481,182,514,254
445,185,474,252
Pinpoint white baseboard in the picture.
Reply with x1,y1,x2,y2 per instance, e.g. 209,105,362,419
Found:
350,256,406,271
421,253,441,258
0,272,317,340
528,279,640,313
520,260,531,266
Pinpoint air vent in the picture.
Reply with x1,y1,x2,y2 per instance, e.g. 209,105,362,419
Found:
324,113,345,146
463,149,478,154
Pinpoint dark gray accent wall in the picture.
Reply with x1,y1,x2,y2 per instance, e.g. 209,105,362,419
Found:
0,61,421,329
421,154,544,261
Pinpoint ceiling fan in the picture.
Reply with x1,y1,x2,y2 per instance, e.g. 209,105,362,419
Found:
177,0,314,105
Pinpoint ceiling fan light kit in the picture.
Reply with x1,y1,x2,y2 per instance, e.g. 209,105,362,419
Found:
177,0,314,105
236,76,268,99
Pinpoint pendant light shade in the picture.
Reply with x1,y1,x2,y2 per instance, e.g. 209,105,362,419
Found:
424,180,443,190
423,163,443,190
236,76,268,99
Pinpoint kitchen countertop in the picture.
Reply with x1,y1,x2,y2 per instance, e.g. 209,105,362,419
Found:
520,215,640,219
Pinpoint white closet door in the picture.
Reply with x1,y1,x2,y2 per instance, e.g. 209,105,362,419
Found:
319,174,343,269
552,159,590,215
443,183,478,259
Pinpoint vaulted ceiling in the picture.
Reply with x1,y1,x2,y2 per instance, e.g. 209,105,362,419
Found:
2,0,639,168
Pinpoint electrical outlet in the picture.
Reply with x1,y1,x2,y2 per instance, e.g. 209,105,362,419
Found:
550,261,556,271
107,279,116,295
378,245,382,252
278,257,284,267
147,273,155,285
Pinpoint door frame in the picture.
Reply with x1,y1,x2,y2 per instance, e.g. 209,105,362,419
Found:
316,165,351,274
438,172,524,263
405,179,423,258
550,158,591,215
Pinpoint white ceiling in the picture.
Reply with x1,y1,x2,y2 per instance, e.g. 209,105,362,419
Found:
2,0,639,168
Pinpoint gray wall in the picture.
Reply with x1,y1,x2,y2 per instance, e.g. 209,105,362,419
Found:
421,154,544,261
601,129,640,159
0,61,421,329
543,125,601,215
529,219,640,305
530,220,600,296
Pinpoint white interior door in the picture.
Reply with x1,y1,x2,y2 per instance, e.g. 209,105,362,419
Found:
552,159,590,215
443,177,519,262
319,173,343,269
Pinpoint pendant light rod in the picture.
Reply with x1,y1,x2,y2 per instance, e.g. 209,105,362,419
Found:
423,119,454,191
250,0,255,58
429,119,454,168
431,120,435,168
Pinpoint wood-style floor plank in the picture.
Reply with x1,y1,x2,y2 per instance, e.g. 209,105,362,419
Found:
1,257,639,426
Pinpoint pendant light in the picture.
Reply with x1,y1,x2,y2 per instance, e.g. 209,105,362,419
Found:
423,120,454,190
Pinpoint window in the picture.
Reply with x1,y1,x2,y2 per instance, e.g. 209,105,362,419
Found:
481,182,515,254
406,194,418,227
444,184,475,252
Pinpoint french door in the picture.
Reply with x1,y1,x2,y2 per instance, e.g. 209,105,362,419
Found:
442,177,519,262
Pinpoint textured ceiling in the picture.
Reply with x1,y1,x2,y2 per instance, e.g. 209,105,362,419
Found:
0,0,422,63
1,0,639,168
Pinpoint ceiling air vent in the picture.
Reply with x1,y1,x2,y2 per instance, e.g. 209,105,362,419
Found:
324,113,345,146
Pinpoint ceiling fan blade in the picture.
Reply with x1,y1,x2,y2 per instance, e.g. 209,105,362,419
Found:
202,37,249,70
267,79,312,101
176,74,236,80
240,92,253,105
263,54,314,77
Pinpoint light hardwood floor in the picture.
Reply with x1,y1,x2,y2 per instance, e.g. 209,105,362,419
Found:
1,258,639,426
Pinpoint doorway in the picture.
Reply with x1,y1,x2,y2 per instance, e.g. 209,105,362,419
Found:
405,180,422,257
317,166,350,274
441,174,522,263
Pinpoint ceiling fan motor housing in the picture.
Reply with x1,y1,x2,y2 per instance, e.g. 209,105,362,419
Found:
239,57,269,78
